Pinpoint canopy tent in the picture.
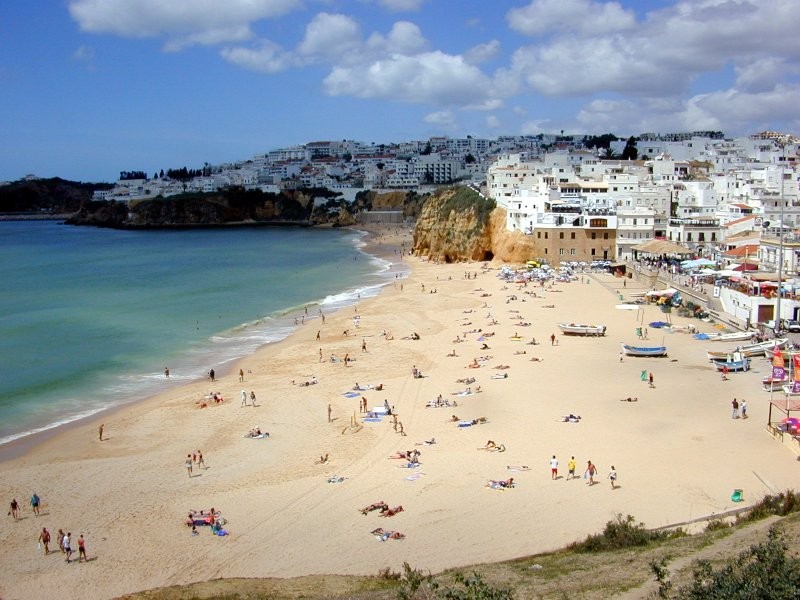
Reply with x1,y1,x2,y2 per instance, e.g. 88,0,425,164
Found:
631,239,693,256
681,258,716,269
731,262,758,272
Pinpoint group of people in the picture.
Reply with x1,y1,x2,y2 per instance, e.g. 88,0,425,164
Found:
185,450,205,476
36,527,87,563
546,456,617,488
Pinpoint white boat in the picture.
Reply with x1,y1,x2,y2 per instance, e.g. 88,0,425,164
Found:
763,375,789,391
708,331,757,342
735,338,788,357
558,323,606,336
621,343,668,357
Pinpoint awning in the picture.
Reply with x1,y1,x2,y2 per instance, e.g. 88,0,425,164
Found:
631,239,693,255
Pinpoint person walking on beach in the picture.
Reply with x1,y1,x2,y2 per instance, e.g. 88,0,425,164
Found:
550,455,558,480
585,460,597,485
239,368,245,382
77,534,87,562
250,390,257,407
362,339,367,352
567,456,576,480
8,498,19,520
316,330,321,341
98,423,104,441
38,526,51,554
241,389,248,407
185,454,193,477
164,366,170,378
57,529,65,553
731,398,739,419
63,532,73,563
327,403,332,423
197,450,205,469
209,369,215,382
550,333,556,346
741,399,748,419
648,372,655,388
608,466,618,489
30,492,40,516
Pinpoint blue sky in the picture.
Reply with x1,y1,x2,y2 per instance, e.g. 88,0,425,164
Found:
2,0,799,182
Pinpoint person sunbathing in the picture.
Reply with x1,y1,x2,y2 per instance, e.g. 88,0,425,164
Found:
530,357,544,362
371,528,405,541
479,440,498,450
620,397,639,402
488,477,514,488
388,451,410,459
446,349,458,357
450,415,460,422
491,373,508,379
415,438,436,446
360,501,388,515
480,343,490,350
314,453,330,465
457,377,476,384
472,417,488,425
561,414,581,422
527,338,539,345
494,364,510,370
467,359,480,368
380,505,404,517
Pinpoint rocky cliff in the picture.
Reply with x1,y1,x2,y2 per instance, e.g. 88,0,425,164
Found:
412,187,536,264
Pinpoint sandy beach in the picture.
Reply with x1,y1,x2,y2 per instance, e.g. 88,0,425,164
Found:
1,230,798,599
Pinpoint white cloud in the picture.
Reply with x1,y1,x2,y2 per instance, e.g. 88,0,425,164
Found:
324,51,494,106
507,0,636,36
464,40,500,65
220,40,296,74
366,21,428,55
571,83,800,136
735,58,795,93
486,115,501,129
68,0,300,48
378,0,425,12
507,0,800,98
423,110,456,129
72,45,95,62
298,13,362,61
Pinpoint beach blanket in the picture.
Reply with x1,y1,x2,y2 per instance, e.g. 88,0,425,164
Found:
458,420,474,427
397,462,420,469
363,417,382,423
244,433,269,439
327,475,347,484
406,472,424,481
342,391,360,398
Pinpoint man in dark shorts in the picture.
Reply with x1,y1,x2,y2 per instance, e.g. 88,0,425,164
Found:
78,534,87,562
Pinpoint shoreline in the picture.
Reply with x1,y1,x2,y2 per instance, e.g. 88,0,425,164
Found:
0,224,409,464
2,234,799,599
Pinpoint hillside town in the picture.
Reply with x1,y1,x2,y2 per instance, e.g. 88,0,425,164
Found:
91,129,800,331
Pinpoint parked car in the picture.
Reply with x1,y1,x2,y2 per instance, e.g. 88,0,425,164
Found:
786,320,800,333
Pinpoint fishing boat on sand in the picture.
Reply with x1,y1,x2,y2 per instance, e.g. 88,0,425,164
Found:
621,343,668,357
714,353,750,372
763,374,789,391
558,323,607,336
736,338,787,357
707,331,758,342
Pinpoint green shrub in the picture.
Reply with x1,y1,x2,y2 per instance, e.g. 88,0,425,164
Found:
568,514,670,553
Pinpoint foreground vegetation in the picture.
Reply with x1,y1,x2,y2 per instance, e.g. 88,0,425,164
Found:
119,491,800,600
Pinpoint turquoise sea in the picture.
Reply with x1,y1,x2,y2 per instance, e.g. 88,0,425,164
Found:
0,221,402,447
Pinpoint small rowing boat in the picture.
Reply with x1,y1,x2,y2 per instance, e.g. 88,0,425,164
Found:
621,343,668,357
558,323,606,336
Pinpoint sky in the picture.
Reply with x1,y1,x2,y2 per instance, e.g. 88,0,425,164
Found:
1,0,799,183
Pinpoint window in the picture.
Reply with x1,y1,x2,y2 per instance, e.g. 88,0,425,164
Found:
559,232,564,239
544,248,548,254
570,248,576,255
604,233,608,239
559,248,565,255
571,232,575,239
591,248,596,256
591,232,596,239
711,233,717,241
537,232,541,239
545,232,549,239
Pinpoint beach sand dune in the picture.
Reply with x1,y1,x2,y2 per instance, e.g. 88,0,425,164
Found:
1,245,797,599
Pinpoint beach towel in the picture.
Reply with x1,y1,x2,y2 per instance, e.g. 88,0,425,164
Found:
731,489,744,502
342,391,360,398
457,421,474,427
406,471,424,481
397,462,420,469
363,417,382,423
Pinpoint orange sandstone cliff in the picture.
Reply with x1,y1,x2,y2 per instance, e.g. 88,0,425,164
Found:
412,188,536,263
